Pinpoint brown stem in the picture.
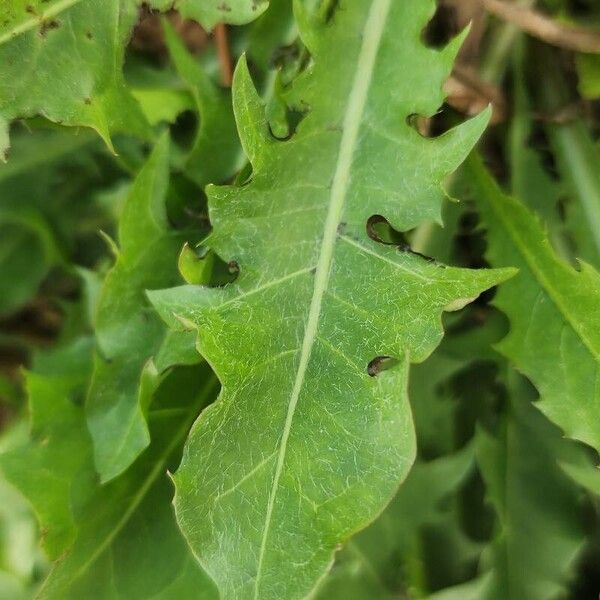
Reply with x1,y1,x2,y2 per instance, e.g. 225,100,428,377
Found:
483,0,600,54
214,24,233,87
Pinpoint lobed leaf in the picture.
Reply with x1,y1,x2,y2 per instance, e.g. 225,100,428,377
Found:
150,1,514,597
467,154,600,453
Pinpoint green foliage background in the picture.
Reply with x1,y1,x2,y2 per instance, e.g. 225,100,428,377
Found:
1,0,600,598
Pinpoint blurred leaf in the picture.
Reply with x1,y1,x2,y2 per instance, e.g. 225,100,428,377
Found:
509,43,571,261
475,375,584,599
536,51,600,265
576,54,600,99
131,88,195,126
0,209,62,317
0,442,44,599
162,19,240,185
86,134,193,482
0,337,94,559
38,363,219,600
0,123,125,332
1,332,220,598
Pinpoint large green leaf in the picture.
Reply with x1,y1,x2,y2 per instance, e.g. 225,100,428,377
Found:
86,134,195,482
467,154,600,453
0,0,151,158
0,0,267,157
149,2,514,597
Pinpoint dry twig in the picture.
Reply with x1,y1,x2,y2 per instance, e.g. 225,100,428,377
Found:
214,24,233,87
483,0,600,54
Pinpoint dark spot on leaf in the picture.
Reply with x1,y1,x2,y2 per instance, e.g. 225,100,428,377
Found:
39,19,59,36
227,260,239,275
85,31,93,40
25,5,36,15
323,0,340,24
218,2,231,12
269,43,300,70
84,97,92,105
336,222,346,236
70,390,84,406
310,267,317,275
367,356,398,377
398,245,437,263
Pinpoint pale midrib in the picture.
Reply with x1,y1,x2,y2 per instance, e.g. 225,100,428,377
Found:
252,1,392,597
0,0,81,45
41,376,220,596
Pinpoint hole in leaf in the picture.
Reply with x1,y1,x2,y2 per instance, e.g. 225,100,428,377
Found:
366,215,410,247
406,104,469,139
268,106,307,141
202,253,239,287
367,356,398,377
366,215,437,263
